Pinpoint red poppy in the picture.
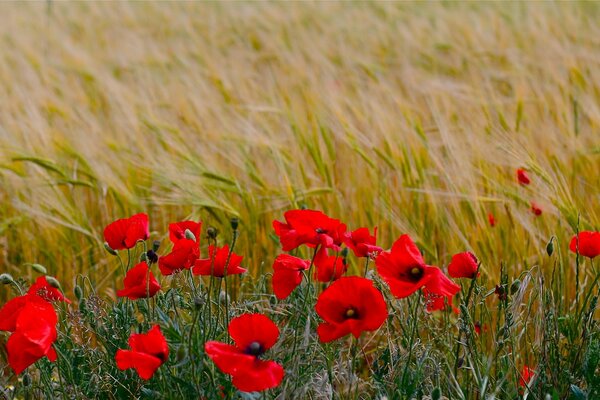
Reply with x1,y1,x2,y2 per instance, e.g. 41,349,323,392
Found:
375,235,460,299
0,294,58,374
103,213,149,251
313,248,347,283
519,365,535,388
27,276,71,304
169,220,202,243
192,245,246,277
205,313,284,392
530,202,542,216
115,325,169,380
272,209,346,251
447,252,479,279
488,213,496,227
423,288,457,314
344,227,382,258
517,168,530,185
494,284,507,301
474,321,488,335
271,254,310,299
569,231,600,259
158,239,200,276
116,262,161,299
315,276,387,342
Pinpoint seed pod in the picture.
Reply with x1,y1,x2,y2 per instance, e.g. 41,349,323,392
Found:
0,273,14,284
152,240,161,252
207,227,218,240
546,238,554,256
30,264,47,274
230,217,239,231
184,229,196,242
103,242,117,256
146,250,158,264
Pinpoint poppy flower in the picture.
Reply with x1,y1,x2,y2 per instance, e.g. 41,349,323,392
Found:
530,202,542,216
116,262,161,300
344,227,382,258
271,254,310,299
474,321,488,335
447,252,479,279
0,294,58,374
375,234,460,299
192,245,246,277
158,239,200,276
272,209,347,251
115,325,169,380
423,288,458,314
205,313,284,392
494,284,507,301
27,276,71,304
569,231,600,259
488,213,496,227
313,248,347,283
315,276,388,342
169,220,202,243
519,365,535,388
517,168,530,185
103,213,149,251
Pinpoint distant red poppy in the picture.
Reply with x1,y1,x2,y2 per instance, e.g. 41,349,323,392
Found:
569,231,600,259
272,209,346,251
117,262,161,300
313,248,347,283
27,276,71,304
344,227,382,258
530,202,542,216
519,365,535,388
494,284,507,301
448,252,479,279
272,254,310,299
115,325,169,380
315,276,388,342
0,294,58,374
474,321,488,335
205,313,284,392
517,169,530,185
103,213,149,250
423,288,458,314
193,245,246,277
169,220,202,243
488,213,496,227
158,239,200,276
375,235,460,299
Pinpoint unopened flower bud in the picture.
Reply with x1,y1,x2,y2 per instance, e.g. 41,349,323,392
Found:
146,250,158,264
139,252,148,262
207,227,218,240
0,273,14,284
74,285,83,301
30,263,47,274
176,346,187,362
546,238,554,257
22,373,31,387
184,229,196,242
45,276,61,289
341,248,349,258
510,279,521,294
104,242,117,256
219,290,229,305
230,217,239,231
194,297,204,309
152,240,161,252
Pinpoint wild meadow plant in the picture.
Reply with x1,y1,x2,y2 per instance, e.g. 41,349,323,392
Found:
0,197,599,399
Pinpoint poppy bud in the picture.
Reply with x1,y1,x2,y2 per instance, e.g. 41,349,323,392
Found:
45,276,61,289
30,263,47,274
139,252,148,262
152,240,161,252
0,273,14,284
194,296,204,309
176,346,187,362
510,279,521,294
341,247,349,258
146,250,158,264
219,290,229,305
546,238,554,256
104,242,118,256
22,373,31,387
74,285,83,301
207,227,218,240
432,387,442,400
184,229,196,242
230,217,239,231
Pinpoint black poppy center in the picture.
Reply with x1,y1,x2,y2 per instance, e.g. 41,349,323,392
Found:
404,265,424,282
344,307,359,319
245,341,264,356
315,228,325,234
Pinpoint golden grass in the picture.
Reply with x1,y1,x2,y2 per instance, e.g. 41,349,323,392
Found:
0,2,599,298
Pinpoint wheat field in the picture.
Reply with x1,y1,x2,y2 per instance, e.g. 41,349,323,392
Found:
0,1,599,299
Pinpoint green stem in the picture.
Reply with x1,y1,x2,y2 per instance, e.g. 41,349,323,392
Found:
291,245,320,359
400,290,422,389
